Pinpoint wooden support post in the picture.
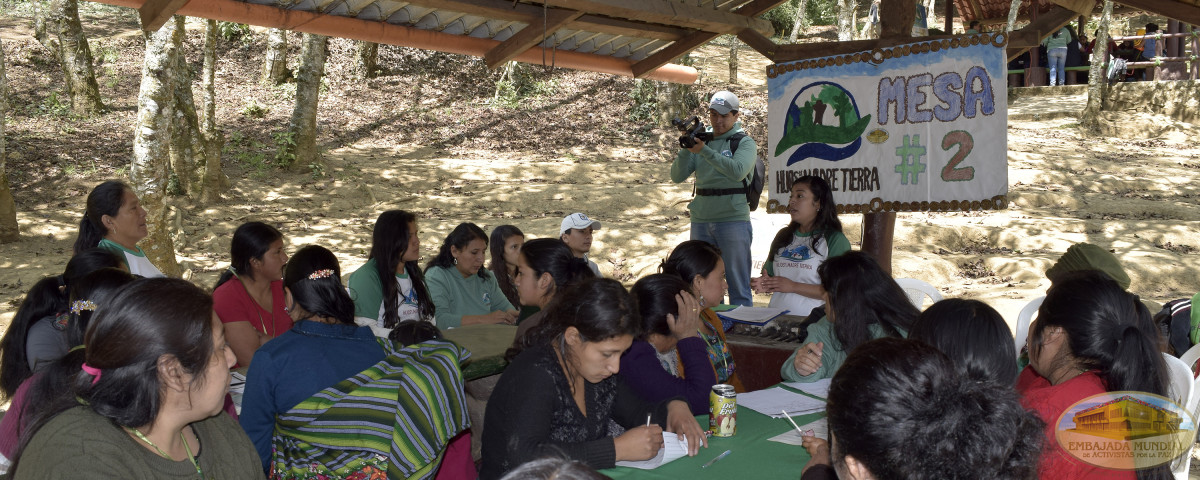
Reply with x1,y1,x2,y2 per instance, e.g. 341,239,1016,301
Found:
861,212,896,275
943,0,953,33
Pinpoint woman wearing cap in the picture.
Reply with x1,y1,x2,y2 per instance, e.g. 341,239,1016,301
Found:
560,213,602,277
670,91,757,308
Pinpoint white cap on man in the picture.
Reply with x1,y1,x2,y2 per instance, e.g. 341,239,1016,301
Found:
709,91,740,115
560,213,601,236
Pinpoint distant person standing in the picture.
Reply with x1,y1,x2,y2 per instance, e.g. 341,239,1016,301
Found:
671,91,756,307
1042,26,1072,86
965,20,981,34
559,213,602,277
1139,23,1160,61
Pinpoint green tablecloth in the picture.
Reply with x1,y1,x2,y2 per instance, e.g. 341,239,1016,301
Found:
601,406,823,479
442,324,517,380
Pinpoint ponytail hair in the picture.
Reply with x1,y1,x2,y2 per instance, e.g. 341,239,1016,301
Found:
768,176,842,260
488,225,524,308
1033,270,1168,397
370,210,434,327
426,222,490,279
509,277,640,361
284,245,355,325
73,180,131,255
519,239,592,306
661,240,722,288
214,222,283,289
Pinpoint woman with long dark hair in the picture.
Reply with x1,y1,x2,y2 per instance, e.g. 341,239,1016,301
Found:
661,240,743,391
780,251,916,383
484,278,707,479
240,245,386,472
510,238,593,346
1018,270,1169,480
425,223,517,328
752,176,849,318
909,298,1017,385
9,278,260,478
212,222,291,367
73,180,164,278
0,248,122,401
488,225,524,309
348,210,435,337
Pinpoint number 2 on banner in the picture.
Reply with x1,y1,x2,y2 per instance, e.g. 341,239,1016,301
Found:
940,130,975,182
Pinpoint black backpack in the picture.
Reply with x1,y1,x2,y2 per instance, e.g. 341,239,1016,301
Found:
729,133,767,211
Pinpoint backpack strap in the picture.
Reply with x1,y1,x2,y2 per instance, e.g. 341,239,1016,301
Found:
692,132,750,198
727,132,750,188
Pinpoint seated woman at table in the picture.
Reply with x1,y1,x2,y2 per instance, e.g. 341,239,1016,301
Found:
73,180,164,278
212,222,292,368
348,210,435,337
510,238,593,345
620,274,715,415
660,240,744,391
751,176,850,319
800,338,1042,480
488,224,524,310
482,278,707,479
425,223,518,329
780,251,916,383
9,278,262,478
240,245,386,472
1018,270,1168,480
909,298,1017,385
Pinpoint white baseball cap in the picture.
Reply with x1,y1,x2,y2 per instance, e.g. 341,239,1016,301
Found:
709,91,740,115
560,213,601,235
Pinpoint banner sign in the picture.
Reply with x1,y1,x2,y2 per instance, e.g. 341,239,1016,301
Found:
765,34,1009,215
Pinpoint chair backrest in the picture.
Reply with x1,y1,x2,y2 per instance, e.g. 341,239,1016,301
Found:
1014,296,1045,355
894,278,942,309
1179,343,1200,376
1164,352,1199,478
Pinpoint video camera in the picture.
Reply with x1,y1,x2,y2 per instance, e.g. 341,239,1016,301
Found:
671,116,713,149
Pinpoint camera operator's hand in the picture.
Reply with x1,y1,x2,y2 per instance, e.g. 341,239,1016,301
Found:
686,138,705,154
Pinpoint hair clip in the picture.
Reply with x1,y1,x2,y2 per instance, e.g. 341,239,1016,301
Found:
71,300,98,314
307,269,335,280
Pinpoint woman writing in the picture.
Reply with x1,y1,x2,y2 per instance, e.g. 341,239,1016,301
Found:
425,223,517,329
212,222,291,367
661,240,744,391
483,278,707,479
781,251,916,383
73,180,164,278
1018,271,1168,479
240,245,386,472
620,274,715,415
510,238,593,344
752,176,849,318
9,278,261,478
348,210,435,337
488,224,524,310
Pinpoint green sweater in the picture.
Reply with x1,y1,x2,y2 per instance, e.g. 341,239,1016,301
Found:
424,265,515,329
13,406,263,479
1042,27,1071,50
670,123,756,223
779,318,907,382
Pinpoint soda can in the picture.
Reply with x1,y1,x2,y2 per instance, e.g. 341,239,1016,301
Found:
709,384,737,437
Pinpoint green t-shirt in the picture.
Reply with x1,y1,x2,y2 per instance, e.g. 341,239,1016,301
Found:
424,265,515,329
347,259,424,336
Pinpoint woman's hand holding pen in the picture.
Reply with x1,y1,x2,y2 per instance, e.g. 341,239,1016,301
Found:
793,342,824,376
614,422,664,461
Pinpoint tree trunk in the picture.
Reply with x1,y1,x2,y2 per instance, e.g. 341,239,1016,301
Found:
787,0,809,42
199,19,225,204
285,33,328,173
1080,0,1114,133
34,0,103,115
837,0,854,41
131,16,182,277
0,39,19,243
354,41,378,79
261,28,289,85
32,0,61,59
168,23,202,196
1005,0,1021,32
728,39,739,84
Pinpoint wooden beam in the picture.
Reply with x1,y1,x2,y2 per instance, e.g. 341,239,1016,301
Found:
630,0,785,77
528,0,774,35
138,0,189,31
568,16,686,40
485,9,584,68
1004,5,1076,59
773,33,965,62
736,28,777,60
1116,0,1200,27
1051,0,1095,15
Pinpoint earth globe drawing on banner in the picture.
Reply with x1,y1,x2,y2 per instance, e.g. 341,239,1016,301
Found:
776,81,873,166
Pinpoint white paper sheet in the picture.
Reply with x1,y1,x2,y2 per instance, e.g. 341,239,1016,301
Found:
614,432,690,469
715,306,790,325
769,417,829,446
737,387,827,418
783,378,832,399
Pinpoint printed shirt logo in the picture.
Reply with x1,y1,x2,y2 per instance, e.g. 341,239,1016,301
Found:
721,149,733,157
401,288,419,307
482,292,491,305
1055,391,1196,471
778,245,813,262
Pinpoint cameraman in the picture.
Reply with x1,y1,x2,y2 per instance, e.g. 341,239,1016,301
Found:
670,91,756,309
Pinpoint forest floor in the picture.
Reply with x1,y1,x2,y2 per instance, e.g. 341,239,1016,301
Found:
1,4,1200,335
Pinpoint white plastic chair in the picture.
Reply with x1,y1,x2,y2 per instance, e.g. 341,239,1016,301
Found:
1180,343,1200,376
1014,296,1045,355
1163,353,1198,479
894,278,942,309
1181,374,1200,480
